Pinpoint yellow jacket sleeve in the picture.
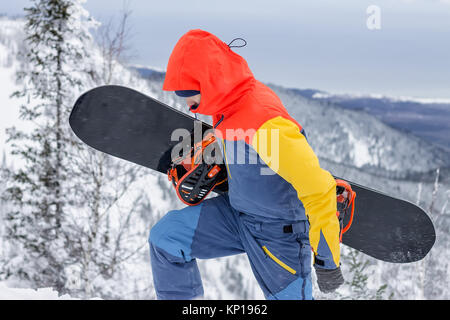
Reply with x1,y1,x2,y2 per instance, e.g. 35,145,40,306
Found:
252,116,340,269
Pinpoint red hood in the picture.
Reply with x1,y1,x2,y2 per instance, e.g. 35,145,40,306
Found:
163,29,255,117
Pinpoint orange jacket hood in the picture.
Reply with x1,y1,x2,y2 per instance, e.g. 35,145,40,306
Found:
163,29,255,117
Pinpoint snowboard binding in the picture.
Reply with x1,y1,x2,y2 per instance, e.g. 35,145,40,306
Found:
168,132,228,206
335,179,356,242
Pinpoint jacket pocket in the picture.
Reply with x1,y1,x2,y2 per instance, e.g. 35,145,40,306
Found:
262,245,297,275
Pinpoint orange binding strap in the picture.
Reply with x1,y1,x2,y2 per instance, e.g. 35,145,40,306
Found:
335,179,356,242
167,133,227,206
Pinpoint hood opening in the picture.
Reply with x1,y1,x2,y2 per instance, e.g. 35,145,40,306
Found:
163,29,255,117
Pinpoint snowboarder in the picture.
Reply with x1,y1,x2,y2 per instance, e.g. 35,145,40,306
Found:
149,29,344,300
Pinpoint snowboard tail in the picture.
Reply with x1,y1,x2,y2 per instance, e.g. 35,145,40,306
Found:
337,180,435,263
69,85,436,263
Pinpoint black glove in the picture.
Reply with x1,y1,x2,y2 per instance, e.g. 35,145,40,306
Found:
314,266,344,293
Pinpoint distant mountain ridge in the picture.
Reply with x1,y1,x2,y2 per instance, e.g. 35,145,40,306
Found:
130,65,450,154
304,90,450,152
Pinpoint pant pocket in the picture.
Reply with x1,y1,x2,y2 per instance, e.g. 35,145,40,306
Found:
262,245,297,275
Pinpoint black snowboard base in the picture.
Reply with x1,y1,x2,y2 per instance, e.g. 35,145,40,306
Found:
69,85,436,263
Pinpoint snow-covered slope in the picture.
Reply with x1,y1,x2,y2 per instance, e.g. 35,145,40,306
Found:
1,15,449,300
309,91,450,152
269,84,450,178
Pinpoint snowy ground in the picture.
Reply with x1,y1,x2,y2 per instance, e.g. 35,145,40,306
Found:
0,282,95,300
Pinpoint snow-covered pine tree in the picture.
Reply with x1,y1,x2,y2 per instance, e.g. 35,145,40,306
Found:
338,248,393,300
58,6,155,299
1,0,94,292
0,152,9,258
421,169,449,299
1,1,151,299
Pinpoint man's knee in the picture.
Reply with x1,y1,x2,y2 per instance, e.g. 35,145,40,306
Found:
149,210,176,247
148,206,202,260
149,210,187,261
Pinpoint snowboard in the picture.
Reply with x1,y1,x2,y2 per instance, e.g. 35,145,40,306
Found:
69,85,436,263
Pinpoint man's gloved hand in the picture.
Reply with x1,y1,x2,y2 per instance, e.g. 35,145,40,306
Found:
314,266,344,293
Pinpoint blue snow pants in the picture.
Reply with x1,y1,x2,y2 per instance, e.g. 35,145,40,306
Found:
149,194,313,300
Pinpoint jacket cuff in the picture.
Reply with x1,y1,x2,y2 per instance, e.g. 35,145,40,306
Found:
313,255,338,269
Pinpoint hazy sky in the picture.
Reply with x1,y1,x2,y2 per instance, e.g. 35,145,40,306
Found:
1,0,449,99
